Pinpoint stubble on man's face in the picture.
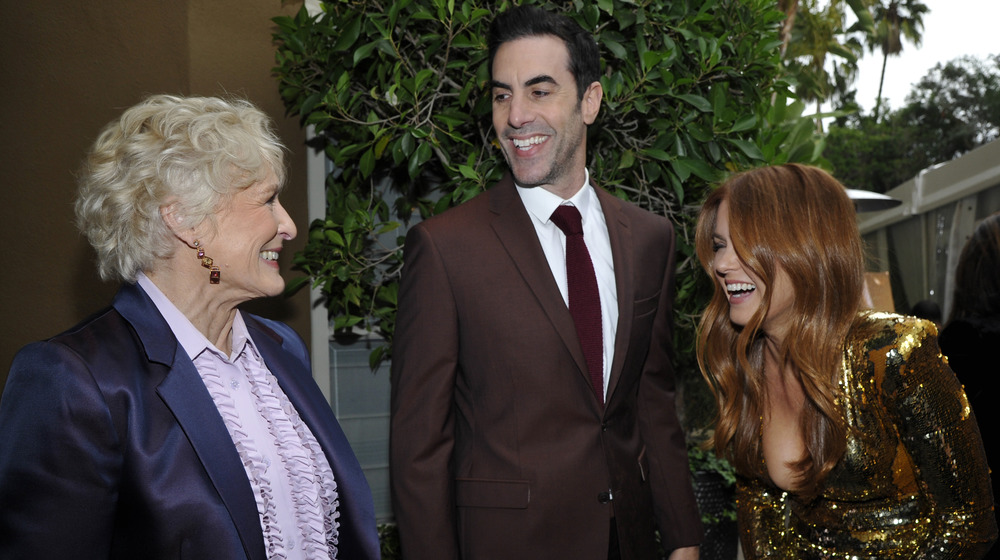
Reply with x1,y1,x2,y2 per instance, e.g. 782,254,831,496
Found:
490,35,594,199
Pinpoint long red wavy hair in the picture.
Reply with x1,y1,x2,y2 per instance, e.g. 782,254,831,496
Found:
695,164,864,498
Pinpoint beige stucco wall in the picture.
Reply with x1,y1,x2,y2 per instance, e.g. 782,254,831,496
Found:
0,1,313,394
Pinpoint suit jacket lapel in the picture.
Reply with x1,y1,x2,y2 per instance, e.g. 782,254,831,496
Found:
245,317,379,559
595,186,635,404
487,175,592,384
113,284,267,560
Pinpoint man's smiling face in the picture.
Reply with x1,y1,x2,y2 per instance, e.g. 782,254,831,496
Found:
490,34,601,198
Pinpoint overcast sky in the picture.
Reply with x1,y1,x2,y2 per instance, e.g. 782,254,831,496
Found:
851,0,998,113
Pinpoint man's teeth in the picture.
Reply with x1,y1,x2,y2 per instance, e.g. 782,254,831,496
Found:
512,136,547,150
261,250,279,262
727,282,756,294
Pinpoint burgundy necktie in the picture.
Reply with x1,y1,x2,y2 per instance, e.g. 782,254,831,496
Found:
550,204,604,405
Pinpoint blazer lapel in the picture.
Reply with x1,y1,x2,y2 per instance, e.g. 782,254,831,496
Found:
246,317,379,559
488,175,592,385
113,284,267,560
595,187,635,404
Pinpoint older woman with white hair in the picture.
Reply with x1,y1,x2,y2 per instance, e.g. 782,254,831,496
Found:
0,94,379,559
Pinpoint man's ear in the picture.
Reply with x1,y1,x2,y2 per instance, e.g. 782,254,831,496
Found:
581,80,603,125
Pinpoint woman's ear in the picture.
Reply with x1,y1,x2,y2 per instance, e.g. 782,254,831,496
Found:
160,201,196,247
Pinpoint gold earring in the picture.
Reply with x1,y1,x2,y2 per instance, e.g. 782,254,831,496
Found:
194,240,220,284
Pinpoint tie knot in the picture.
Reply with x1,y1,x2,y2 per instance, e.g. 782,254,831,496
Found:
550,205,583,236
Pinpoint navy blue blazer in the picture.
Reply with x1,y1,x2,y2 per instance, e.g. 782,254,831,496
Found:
0,282,379,559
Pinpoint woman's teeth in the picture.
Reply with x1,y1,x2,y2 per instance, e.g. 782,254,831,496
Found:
727,282,756,294
260,250,279,262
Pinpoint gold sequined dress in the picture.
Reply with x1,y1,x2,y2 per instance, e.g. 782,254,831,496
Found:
737,312,997,559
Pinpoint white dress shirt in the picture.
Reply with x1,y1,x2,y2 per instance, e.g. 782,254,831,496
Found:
515,170,618,398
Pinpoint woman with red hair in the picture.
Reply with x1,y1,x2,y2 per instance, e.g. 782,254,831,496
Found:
695,164,995,558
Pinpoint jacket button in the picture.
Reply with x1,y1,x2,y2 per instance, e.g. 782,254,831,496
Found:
601,422,608,431
598,491,613,504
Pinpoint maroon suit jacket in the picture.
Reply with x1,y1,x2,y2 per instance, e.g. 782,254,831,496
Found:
390,175,702,559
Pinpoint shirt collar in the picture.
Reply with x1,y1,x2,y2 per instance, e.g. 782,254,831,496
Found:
516,169,596,225
136,272,254,362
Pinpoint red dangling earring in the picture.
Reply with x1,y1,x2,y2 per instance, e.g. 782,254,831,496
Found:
194,240,221,284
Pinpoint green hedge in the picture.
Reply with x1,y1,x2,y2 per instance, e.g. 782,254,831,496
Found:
272,0,821,431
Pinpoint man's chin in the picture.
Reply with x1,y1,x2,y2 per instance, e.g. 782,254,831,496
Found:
509,168,550,189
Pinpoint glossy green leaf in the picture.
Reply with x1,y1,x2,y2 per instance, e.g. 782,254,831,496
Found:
353,41,379,65
332,17,362,51
725,138,765,161
360,148,375,178
674,93,712,113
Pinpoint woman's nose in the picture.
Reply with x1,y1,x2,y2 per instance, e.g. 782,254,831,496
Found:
714,247,737,275
276,201,297,240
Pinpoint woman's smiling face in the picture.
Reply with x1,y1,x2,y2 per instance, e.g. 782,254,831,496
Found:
712,198,795,341
196,167,297,302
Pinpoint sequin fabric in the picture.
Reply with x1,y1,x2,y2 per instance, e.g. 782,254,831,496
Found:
737,312,997,559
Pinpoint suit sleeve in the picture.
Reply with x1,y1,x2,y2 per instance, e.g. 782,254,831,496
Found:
390,223,462,560
635,219,704,551
886,321,998,557
0,342,121,558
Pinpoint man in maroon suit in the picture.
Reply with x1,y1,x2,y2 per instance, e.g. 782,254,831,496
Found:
390,6,702,559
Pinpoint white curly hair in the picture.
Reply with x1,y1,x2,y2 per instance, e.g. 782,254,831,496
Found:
75,94,286,282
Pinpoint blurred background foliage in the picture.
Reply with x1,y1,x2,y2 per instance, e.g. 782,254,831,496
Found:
825,54,1000,193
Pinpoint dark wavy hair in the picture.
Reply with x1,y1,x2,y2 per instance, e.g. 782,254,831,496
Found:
948,212,1000,323
695,164,865,499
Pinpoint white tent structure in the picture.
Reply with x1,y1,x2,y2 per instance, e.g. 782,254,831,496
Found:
855,140,1000,319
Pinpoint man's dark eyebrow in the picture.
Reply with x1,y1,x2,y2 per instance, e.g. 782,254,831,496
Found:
489,75,559,91
525,75,557,87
